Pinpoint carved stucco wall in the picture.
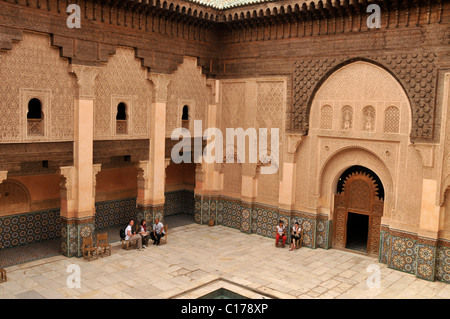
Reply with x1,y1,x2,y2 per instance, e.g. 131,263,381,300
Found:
296,61,424,234
165,56,209,135
0,32,77,143
443,190,450,239
292,54,438,141
218,78,286,205
94,47,151,140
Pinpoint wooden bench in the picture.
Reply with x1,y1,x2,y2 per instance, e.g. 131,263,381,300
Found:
121,238,137,250
0,269,6,283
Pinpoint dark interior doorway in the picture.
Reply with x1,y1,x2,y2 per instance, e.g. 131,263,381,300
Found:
346,212,369,253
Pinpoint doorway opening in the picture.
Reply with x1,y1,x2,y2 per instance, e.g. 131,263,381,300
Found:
333,166,384,256
346,212,369,253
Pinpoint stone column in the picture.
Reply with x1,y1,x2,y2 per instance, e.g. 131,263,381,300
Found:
136,73,171,225
194,80,222,226
59,65,99,257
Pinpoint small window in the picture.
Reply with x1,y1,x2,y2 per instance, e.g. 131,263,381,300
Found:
116,102,127,121
384,106,400,133
182,105,189,121
27,98,44,136
116,102,128,134
182,105,189,129
27,98,42,119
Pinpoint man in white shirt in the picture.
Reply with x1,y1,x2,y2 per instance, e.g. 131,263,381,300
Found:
125,219,143,251
150,218,165,246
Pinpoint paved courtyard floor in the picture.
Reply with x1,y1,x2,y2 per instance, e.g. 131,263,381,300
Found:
0,223,449,299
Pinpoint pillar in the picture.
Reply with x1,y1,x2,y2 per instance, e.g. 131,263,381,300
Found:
59,65,99,257
136,73,171,225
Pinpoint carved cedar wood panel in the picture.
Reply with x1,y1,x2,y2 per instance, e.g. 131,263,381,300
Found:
333,171,384,256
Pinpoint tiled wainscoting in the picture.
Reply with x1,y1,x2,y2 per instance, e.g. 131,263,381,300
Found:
379,228,450,284
94,197,138,229
0,209,61,250
164,190,195,216
194,195,331,250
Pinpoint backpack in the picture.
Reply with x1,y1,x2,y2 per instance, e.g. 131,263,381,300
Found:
120,226,127,240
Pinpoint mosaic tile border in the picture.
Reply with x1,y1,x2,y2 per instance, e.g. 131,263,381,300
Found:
95,197,138,229
137,203,165,226
61,217,95,257
0,209,61,250
164,190,195,217
380,227,450,283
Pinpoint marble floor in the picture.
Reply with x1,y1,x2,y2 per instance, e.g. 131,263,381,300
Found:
0,223,449,299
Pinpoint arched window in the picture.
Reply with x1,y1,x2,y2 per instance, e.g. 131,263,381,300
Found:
320,105,333,129
362,106,376,132
27,98,43,136
341,105,353,130
384,106,400,133
182,105,189,129
116,102,128,134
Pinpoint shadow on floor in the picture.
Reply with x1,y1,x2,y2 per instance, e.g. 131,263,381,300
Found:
0,213,194,268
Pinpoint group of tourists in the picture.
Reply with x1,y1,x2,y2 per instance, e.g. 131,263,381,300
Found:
275,220,302,251
124,218,165,251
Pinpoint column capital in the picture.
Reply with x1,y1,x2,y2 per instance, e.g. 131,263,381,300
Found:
0,171,7,184
148,73,172,103
136,160,150,189
285,132,303,160
92,164,102,198
70,64,100,100
58,166,75,200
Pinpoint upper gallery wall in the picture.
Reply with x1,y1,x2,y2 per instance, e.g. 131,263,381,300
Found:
0,0,448,143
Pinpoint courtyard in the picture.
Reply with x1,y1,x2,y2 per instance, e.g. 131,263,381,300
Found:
0,223,449,299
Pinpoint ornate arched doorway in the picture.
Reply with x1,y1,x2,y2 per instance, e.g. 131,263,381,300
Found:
333,166,384,256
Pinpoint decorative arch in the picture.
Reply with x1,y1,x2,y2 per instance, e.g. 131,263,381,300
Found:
318,146,394,202
307,59,411,127
0,180,31,216
294,57,426,139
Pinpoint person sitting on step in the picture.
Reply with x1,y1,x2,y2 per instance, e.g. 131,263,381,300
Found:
275,220,287,248
125,219,143,251
150,218,165,246
289,221,302,251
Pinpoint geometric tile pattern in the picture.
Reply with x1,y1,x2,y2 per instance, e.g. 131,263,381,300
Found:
0,209,61,250
164,190,194,216
380,229,450,283
416,242,436,281
94,197,138,229
379,230,391,265
436,245,450,284
61,217,95,258
388,235,417,275
315,216,331,249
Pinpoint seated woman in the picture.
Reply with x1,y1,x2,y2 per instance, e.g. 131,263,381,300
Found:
138,219,150,248
275,220,287,248
289,222,302,251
